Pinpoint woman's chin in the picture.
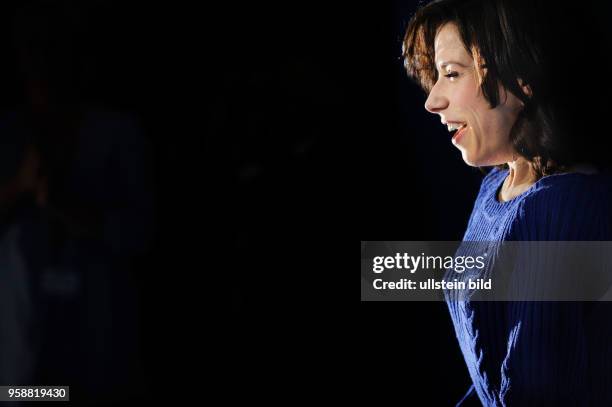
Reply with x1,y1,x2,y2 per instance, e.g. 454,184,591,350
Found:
462,158,479,167
459,149,480,167
458,147,504,167
462,153,507,167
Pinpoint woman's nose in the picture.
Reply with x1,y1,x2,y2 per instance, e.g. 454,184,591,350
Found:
424,86,448,114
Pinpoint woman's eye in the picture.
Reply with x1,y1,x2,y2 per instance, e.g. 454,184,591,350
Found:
444,72,459,80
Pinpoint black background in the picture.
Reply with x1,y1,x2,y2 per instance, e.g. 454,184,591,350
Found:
5,0,610,405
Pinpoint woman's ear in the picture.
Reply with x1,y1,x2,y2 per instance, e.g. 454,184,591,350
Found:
518,78,532,98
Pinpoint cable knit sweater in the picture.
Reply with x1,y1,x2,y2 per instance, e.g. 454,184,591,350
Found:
445,166,612,406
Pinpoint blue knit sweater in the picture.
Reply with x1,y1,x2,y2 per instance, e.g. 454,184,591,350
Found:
445,166,612,406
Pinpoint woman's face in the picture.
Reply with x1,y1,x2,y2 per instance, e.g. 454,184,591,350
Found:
424,22,525,166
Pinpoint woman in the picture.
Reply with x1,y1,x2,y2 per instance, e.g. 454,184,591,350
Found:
403,0,612,405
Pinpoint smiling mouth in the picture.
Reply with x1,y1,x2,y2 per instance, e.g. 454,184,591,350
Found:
451,124,468,142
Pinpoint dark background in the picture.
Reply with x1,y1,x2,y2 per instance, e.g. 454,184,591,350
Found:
6,0,610,405
0,0,476,404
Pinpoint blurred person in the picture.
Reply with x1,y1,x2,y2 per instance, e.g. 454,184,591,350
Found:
4,1,156,402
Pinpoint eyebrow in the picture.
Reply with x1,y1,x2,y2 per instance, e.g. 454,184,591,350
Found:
437,61,470,69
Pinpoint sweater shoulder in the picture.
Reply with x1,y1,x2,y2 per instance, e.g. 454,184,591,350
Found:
511,172,612,240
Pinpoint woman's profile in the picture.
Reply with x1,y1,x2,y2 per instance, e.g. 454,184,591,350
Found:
403,0,612,405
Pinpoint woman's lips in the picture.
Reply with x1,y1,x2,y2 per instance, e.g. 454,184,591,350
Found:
452,125,467,144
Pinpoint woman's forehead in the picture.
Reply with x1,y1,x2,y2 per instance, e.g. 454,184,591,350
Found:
434,23,471,67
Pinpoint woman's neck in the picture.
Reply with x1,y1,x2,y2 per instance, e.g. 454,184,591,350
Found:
506,157,536,189
498,157,537,202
